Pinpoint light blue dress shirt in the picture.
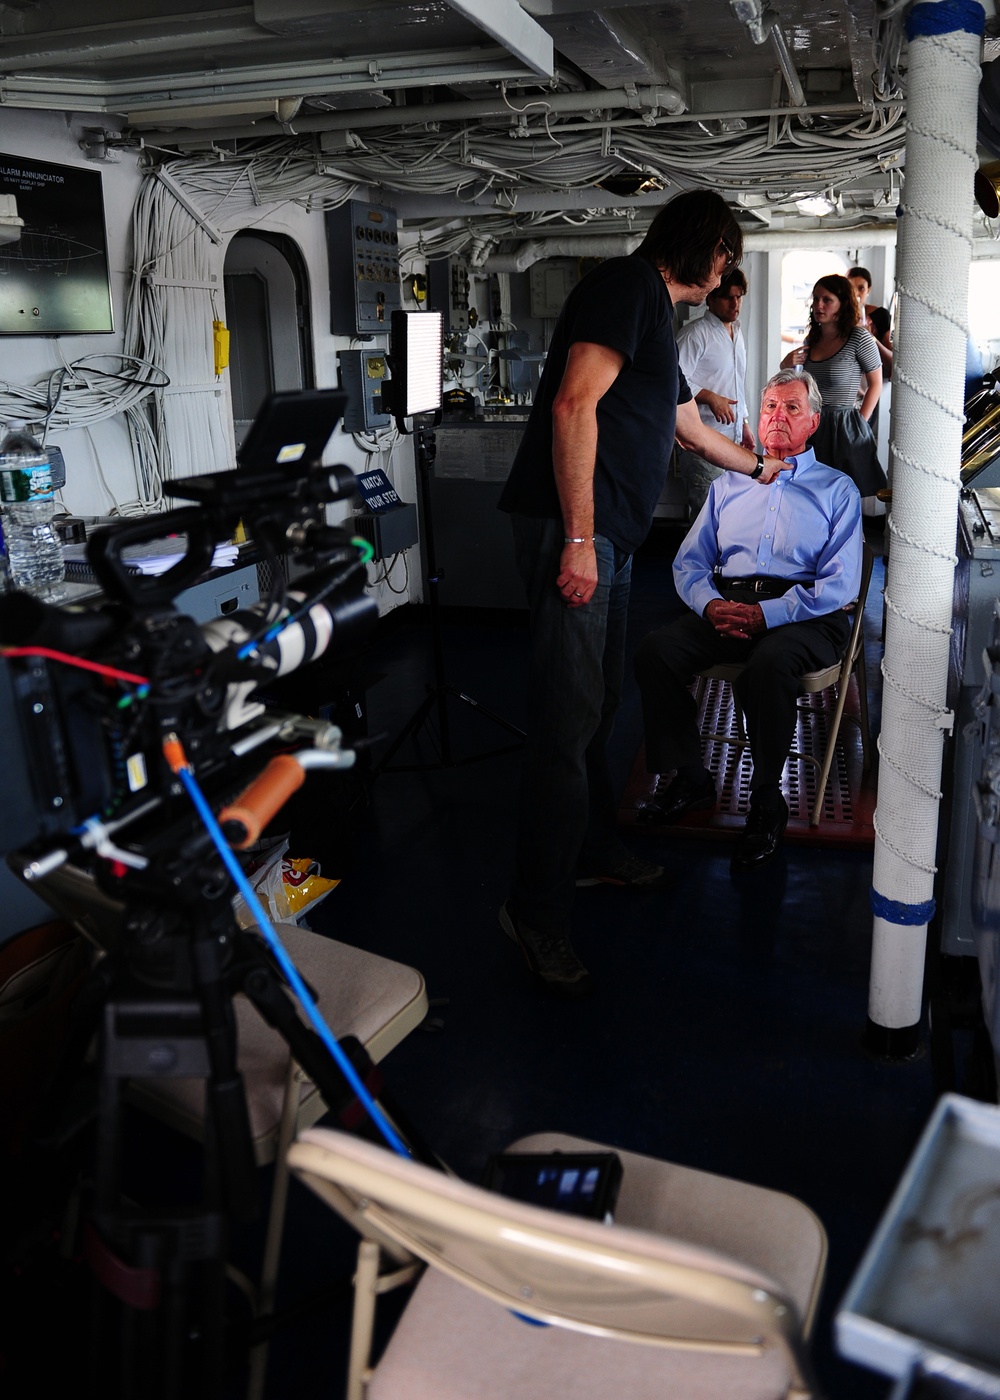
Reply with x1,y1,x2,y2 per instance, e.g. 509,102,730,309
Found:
673,447,863,629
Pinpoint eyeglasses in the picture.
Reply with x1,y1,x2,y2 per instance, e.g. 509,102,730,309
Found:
717,236,736,268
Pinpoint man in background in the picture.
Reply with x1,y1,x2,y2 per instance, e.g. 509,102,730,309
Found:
675,269,755,515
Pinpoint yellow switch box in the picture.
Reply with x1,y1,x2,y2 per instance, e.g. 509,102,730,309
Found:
213,319,230,375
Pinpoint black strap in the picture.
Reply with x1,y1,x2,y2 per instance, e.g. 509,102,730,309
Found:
716,575,801,600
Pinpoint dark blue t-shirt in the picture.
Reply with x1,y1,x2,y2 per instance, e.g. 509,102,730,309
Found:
498,254,690,553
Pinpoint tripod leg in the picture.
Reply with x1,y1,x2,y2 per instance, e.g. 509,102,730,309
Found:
372,689,440,775
446,683,526,740
192,930,261,1222
374,423,524,773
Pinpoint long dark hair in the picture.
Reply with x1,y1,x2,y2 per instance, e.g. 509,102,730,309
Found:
634,189,743,287
805,274,860,349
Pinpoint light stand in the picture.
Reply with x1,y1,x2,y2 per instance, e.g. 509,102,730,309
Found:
375,311,524,773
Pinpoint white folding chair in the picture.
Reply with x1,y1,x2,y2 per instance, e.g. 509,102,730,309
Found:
288,1126,828,1400
696,541,874,826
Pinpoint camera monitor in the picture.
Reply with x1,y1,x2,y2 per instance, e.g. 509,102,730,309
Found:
237,389,349,473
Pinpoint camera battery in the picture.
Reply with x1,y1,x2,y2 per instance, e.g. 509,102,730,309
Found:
353,502,418,561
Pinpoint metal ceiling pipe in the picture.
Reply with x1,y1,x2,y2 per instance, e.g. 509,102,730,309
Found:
741,225,898,249
479,225,899,273
482,235,641,271
145,82,687,146
768,22,812,123
729,0,812,124
866,1,985,1058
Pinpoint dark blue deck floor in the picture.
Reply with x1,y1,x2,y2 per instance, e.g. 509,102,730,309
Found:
1,521,949,1399
258,520,934,1400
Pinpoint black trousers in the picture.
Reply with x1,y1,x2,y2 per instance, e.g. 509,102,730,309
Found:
634,608,851,795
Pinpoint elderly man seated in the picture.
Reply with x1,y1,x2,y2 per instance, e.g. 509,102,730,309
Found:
634,369,863,871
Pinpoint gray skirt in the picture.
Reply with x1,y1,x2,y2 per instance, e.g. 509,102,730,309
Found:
808,405,886,496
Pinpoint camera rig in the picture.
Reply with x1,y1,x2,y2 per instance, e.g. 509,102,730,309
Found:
0,409,427,1397
0,444,378,875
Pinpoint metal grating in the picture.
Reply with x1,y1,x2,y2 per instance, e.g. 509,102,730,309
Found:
255,556,288,602
650,677,857,826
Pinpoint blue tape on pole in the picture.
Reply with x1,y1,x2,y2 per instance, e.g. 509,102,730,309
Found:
906,1,985,40
870,889,937,925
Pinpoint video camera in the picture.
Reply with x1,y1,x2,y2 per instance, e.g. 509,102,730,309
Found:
0,389,378,886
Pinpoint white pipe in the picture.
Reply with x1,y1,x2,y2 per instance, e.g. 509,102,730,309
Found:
150,82,687,145
483,235,642,272
481,224,902,273
867,1,984,1056
730,0,812,124
742,225,898,250
769,23,812,125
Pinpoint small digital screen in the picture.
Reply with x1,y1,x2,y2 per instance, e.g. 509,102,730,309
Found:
483,1151,623,1220
0,153,114,336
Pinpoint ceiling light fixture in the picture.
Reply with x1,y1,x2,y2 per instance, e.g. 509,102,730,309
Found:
795,194,835,217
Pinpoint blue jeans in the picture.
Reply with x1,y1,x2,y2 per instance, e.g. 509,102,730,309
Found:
509,515,632,934
676,447,723,517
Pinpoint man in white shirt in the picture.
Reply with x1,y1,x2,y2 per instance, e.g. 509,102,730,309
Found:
675,269,754,515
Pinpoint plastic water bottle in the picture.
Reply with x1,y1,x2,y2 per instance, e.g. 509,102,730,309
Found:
0,423,64,597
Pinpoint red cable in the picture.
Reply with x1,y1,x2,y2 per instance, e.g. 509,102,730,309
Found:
0,645,150,686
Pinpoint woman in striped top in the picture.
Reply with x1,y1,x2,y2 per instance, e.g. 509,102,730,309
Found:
780,273,886,495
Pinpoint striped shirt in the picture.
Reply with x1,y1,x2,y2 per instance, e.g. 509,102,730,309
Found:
806,327,881,408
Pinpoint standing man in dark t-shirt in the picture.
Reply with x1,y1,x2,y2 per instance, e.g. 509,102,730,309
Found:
497,188,788,998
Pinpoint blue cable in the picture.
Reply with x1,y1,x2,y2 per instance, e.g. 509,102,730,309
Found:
176,762,411,1158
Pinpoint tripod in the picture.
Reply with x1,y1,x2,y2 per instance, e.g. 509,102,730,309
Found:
35,817,427,1400
374,420,525,774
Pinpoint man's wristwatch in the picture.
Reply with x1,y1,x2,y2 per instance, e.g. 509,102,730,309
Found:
749,452,765,479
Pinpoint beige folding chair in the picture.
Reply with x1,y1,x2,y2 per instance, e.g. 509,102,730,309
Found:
126,922,428,1399
288,1126,828,1400
695,540,875,826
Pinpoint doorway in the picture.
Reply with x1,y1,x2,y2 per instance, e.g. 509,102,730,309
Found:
223,231,313,450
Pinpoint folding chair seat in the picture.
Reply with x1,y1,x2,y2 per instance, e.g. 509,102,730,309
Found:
695,541,874,826
288,1126,828,1400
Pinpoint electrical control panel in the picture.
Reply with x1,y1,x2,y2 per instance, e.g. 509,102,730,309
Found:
339,348,392,432
428,256,472,332
529,259,578,318
325,199,402,334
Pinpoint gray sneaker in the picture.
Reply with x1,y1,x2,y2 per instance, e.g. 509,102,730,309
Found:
576,851,670,889
499,900,595,999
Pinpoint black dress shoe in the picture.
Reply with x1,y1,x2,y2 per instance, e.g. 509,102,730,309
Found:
637,774,716,826
731,798,789,872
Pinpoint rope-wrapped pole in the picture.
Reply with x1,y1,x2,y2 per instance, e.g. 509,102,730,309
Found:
867,0,985,1056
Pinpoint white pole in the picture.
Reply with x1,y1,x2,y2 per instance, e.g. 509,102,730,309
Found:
867,0,985,1056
